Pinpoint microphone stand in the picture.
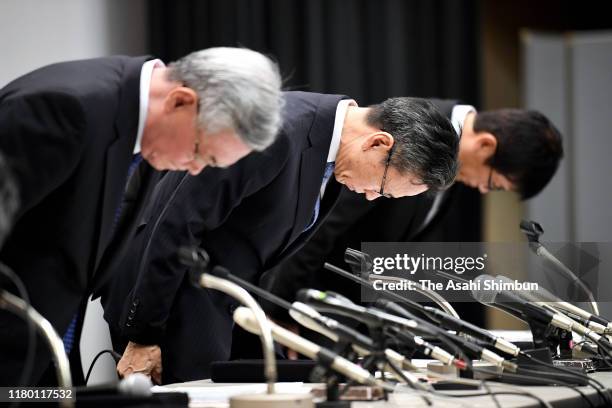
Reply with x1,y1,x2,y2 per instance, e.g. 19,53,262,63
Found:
180,247,313,408
521,219,599,316
0,290,74,408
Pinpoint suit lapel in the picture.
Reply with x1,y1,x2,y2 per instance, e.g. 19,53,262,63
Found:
286,147,328,245
92,56,148,281
281,94,346,250
94,131,133,273
92,162,159,292
281,179,343,259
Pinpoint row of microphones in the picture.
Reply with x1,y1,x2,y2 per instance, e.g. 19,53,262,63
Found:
471,274,612,351
323,257,522,358
233,306,393,391
178,247,407,394
296,289,464,370
334,248,612,391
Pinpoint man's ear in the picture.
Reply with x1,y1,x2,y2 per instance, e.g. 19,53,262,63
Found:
475,132,497,157
164,86,198,113
361,132,394,151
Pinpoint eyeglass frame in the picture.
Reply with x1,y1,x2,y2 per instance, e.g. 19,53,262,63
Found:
487,147,501,192
378,144,395,198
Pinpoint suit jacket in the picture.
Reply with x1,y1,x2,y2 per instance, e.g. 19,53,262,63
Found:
101,91,347,383
263,99,460,318
0,56,158,384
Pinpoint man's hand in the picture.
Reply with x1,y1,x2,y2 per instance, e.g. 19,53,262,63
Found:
117,341,162,384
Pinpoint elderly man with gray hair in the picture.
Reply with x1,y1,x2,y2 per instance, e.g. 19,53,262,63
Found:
0,46,283,385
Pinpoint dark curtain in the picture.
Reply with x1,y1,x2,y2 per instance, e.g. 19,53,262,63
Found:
149,0,482,238
149,0,480,106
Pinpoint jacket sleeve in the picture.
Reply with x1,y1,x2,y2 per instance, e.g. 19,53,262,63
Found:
0,93,86,220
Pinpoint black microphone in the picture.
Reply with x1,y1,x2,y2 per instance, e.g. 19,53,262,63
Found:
376,298,520,357
297,289,424,334
520,219,599,315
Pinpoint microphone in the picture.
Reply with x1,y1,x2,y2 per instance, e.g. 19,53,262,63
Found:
375,298,520,357
520,219,599,316
297,289,421,333
233,306,394,391
0,290,72,392
385,325,465,369
289,302,425,388
471,275,609,347
440,332,517,372
76,373,152,397
289,301,375,351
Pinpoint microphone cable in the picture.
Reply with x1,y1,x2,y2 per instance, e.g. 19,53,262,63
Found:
84,349,122,385
517,350,611,406
0,262,36,408
419,369,555,408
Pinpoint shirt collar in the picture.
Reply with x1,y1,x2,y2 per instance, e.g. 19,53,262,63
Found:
327,99,357,163
451,104,476,138
134,59,165,154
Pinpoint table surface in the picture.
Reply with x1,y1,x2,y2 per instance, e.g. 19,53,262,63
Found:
160,370,612,408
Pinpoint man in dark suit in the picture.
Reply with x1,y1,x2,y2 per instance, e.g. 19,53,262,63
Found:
102,93,460,384
0,47,283,385
263,99,564,329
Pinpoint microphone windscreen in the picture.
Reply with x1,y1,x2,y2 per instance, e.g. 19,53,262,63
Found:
119,373,152,396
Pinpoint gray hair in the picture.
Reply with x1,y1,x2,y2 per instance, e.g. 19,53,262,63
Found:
168,47,283,151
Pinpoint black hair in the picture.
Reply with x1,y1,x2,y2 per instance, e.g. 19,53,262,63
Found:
474,109,563,199
367,97,458,192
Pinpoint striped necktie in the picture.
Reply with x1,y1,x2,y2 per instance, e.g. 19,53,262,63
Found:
304,162,335,232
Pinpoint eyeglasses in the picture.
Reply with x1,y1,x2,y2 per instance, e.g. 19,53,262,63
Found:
487,148,501,192
378,145,395,198
193,135,217,168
